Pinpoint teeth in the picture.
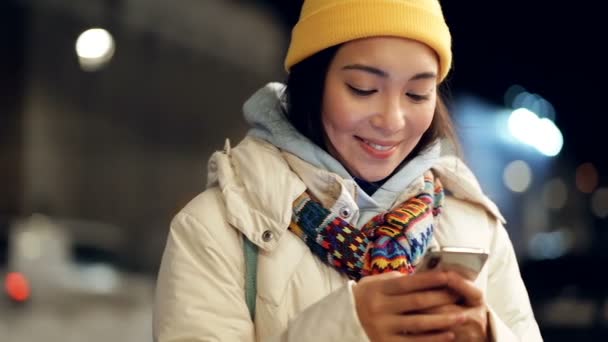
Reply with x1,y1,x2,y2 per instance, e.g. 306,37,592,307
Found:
364,139,393,151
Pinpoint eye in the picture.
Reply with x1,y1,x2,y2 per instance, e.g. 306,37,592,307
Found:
347,84,376,96
406,92,430,102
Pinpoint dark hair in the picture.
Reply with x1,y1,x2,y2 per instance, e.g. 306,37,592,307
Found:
282,45,341,149
282,45,460,160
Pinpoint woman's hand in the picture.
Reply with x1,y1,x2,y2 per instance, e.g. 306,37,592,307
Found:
353,271,467,341
424,271,490,342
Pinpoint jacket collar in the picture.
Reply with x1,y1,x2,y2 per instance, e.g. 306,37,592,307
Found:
432,156,506,224
207,137,305,252
207,137,506,252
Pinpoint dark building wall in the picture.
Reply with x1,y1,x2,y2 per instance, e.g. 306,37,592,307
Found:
14,1,285,274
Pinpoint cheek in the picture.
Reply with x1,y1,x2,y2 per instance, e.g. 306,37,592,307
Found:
322,93,361,135
420,112,435,131
411,104,435,133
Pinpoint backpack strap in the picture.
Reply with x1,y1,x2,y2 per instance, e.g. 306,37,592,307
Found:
243,236,258,321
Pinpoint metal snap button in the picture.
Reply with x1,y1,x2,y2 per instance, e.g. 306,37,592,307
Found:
262,230,274,242
339,206,351,219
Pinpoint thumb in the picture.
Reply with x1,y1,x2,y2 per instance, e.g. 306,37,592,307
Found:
359,271,405,283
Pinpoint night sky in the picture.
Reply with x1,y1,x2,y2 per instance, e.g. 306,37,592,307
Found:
442,2,606,172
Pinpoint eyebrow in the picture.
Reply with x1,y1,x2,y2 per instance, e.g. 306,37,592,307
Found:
342,64,388,77
341,64,437,81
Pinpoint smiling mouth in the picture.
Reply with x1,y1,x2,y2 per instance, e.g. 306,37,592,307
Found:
355,136,397,151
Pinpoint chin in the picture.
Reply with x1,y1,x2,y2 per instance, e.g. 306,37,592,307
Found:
357,171,391,183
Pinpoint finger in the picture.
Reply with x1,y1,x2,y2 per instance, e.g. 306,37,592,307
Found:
445,272,484,306
383,271,449,296
358,270,406,285
423,303,463,315
387,290,460,313
387,331,456,342
387,312,466,334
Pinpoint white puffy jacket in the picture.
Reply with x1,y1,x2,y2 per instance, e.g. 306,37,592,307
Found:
153,136,543,341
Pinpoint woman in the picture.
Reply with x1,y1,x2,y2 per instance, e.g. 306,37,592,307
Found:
153,0,543,341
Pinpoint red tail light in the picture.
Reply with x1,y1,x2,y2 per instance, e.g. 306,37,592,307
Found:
4,272,30,302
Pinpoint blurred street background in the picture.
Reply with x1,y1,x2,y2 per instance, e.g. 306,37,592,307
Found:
1,1,606,341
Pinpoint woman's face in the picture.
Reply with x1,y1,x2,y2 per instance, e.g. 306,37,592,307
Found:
322,37,438,182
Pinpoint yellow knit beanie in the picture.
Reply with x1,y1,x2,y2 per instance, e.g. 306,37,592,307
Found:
284,0,452,82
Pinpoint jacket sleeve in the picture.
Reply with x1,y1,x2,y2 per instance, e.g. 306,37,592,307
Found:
153,210,371,342
266,281,370,342
485,219,544,341
153,211,255,342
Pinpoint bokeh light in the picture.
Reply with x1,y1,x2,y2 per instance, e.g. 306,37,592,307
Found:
591,188,608,218
575,163,599,194
75,28,115,71
528,229,571,260
503,160,533,193
5,272,31,302
508,108,563,156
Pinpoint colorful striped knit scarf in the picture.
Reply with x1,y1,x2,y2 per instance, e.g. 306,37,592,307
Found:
289,171,444,281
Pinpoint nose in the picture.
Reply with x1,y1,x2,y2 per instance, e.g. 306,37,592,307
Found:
370,95,406,134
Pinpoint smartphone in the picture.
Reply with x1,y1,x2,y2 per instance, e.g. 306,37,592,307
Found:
415,246,489,281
